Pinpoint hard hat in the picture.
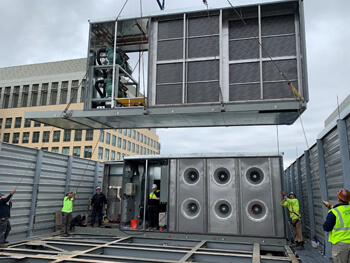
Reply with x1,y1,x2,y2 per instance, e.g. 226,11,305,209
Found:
96,186,101,190
0,193,4,197
289,192,296,197
337,189,350,202
152,184,157,189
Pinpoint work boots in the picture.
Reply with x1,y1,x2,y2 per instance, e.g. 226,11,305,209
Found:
295,241,305,250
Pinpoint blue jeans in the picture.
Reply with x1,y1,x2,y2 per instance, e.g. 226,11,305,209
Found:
0,218,11,244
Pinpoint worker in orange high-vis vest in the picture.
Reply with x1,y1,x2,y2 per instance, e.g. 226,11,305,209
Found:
323,189,350,263
281,192,304,250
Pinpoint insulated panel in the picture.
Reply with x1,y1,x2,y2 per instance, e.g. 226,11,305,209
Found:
177,158,206,233
207,158,238,234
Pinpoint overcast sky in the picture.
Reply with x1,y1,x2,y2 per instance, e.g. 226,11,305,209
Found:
0,0,349,168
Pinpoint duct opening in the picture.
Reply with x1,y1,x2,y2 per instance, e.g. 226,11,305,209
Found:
183,168,200,185
213,168,231,185
246,167,265,185
213,199,232,220
246,199,268,222
181,198,201,219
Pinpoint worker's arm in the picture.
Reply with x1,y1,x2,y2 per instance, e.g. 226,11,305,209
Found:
323,210,336,232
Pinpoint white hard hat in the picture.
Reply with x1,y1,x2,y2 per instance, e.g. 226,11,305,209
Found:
152,184,157,189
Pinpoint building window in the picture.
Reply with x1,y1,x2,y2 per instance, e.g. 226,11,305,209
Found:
32,132,40,143
117,137,121,148
99,130,104,142
106,133,111,145
60,81,69,104
144,148,146,154
84,146,92,158
112,135,116,146
117,152,121,160
140,134,143,143
22,132,29,143
50,82,58,105
111,150,115,161
0,118,2,129
132,130,136,139
74,130,82,141
41,147,48,151
118,129,122,134
71,80,79,103
105,149,110,161
21,85,29,107
136,145,139,154
132,143,135,153
3,133,10,143
5,118,12,129
42,131,50,142
80,80,85,103
144,136,147,144
53,131,61,142
24,119,31,128
34,121,41,127
31,84,39,106
127,141,131,151
63,130,71,142
15,117,22,128
3,87,11,109
137,132,139,141
73,146,81,157
127,129,131,137
51,147,59,153
147,149,150,155
40,83,49,106
12,133,20,144
85,129,93,141
12,86,20,108
62,147,70,155
140,146,143,154
98,147,103,159
122,139,126,149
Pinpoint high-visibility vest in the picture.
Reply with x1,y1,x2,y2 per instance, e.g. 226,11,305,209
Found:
328,205,350,244
149,190,159,199
281,198,300,220
61,196,74,213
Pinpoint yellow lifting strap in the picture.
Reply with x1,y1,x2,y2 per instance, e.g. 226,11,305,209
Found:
115,97,146,107
288,81,303,101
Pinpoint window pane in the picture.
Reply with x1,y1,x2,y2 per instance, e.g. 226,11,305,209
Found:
111,150,115,160
85,129,93,141
5,118,12,128
34,121,41,127
15,117,22,128
42,131,50,142
24,119,31,128
118,137,121,148
63,130,71,142
22,132,30,143
99,130,104,142
32,132,40,143
122,139,126,149
51,147,59,153
106,133,111,144
3,133,10,143
53,130,61,142
98,147,103,159
117,152,121,160
84,146,92,158
0,118,2,129
112,135,116,146
105,149,110,161
12,133,20,143
74,130,82,141
62,147,70,155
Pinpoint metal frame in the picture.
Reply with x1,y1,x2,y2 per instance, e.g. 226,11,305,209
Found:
337,119,350,189
0,231,298,263
304,150,316,238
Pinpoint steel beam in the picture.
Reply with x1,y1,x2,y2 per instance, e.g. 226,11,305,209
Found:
337,119,350,190
27,149,43,237
304,150,316,238
64,155,73,194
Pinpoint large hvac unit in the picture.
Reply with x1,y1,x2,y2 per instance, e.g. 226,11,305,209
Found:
25,0,308,129
118,153,285,238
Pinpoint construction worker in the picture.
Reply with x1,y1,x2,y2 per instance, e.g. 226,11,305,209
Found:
89,186,107,228
148,184,160,230
323,189,350,263
280,192,304,250
61,192,76,234
0,190,16,248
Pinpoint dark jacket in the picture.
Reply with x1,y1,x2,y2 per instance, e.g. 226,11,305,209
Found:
91,193,107,209
323,204,343,232
70,215,85,227
0,194,12,218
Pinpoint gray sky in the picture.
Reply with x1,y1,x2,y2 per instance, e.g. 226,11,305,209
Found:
0,0,349,167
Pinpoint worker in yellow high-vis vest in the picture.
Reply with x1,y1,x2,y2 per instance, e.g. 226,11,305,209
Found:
61,192,76,234
323,189,350,263
148,184,160,230
280,192,304,250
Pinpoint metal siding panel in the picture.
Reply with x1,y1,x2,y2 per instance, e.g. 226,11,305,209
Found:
156,63,183,84
300,154,311,238
261,14,295,36
229,39,260,60
187,82,220,103
157,39,183,61
229,62,260,84
229,18,259,39
229,83,261,101
187,60,219,82
188,36,219,58
262,35,296,58
263,82,297,100
156,84,183,105
188,15,219,37
158,19,183,39
263,59,298,82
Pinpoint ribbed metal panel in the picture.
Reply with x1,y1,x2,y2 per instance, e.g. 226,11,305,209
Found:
187,60,218,82
229,39,260,60
188,36,219,58
323,127,343,204
261,15,295,36
299,154,311,237
309,145,324,242
156,84,183,105
188,15,219,37
0,143,102,241
158,19,183,40
229,84,260,101
229,18,258,39
0,142,36,240
263,60,297,82
263,82,296,99
262,35,296,58
229,62,260,84
157,40,183,61
187,82,219,103
156,63,183,84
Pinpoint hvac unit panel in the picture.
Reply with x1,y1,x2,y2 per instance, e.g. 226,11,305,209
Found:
158,19,184,40
188,36,219,59
187,82,219,103
261,15,295,36
263,82,297,100
157,40,184,61
177,158,206,233
188,16,219,37
207,158,238,234
262,60,297,82
229,84,261,101
156,84,183,105
240,158,276,237
229,39,260,60
229,62,260,84
229,18,259,39
262,35,296,58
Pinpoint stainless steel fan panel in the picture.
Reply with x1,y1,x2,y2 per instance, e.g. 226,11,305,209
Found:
177,158,205,233
240,158,275,236
207,158,238,234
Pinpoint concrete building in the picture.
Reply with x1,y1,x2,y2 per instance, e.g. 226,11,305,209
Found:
0,58,160,161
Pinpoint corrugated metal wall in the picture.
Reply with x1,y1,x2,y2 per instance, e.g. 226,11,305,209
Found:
284,111,350,258
0,142,103,241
